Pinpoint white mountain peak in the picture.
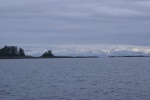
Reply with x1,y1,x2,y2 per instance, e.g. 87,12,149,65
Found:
25,47,150,57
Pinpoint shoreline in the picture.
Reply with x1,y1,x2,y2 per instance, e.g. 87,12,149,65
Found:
1,56,150,59
0,56,99,59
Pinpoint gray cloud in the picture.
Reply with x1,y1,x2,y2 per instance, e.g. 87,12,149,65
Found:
0,0,150,51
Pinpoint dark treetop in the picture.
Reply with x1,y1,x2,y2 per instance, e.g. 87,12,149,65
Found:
0,46,25,57
41,50,54,58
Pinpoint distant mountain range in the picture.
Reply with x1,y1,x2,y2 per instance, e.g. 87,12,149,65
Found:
25,48,150,57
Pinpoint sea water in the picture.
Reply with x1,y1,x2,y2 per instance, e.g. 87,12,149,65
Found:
0,58,150,100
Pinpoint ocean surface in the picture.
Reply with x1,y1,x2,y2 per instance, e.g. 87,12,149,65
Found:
0,58,150,100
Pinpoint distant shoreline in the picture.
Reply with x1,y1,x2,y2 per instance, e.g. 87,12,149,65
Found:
1,56,150,59
109,56,150,58
0,56,99,59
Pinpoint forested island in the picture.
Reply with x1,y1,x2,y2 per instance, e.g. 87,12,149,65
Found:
0,45,98,59
0,45,55,59
1,45,150,59
0,46,26,58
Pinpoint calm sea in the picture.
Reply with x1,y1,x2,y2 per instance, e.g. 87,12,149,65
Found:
0,58,150,100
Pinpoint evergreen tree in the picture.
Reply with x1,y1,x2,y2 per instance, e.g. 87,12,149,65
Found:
41,50,54,57
12,46,18,56
18,48,25,56
0,46,26,57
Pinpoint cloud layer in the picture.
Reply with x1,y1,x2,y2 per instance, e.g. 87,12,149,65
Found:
0,0,150,55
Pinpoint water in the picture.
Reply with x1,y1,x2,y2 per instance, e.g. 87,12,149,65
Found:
0,58,150,100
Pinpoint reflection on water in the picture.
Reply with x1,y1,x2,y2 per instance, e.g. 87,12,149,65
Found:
0,58,150,100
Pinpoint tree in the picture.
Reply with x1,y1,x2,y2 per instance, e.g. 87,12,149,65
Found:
12,46,18,56
41,50,54,57
0,46,26,57
18,48,25,56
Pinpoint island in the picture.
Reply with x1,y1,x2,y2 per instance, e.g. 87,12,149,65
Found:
0,45,98,59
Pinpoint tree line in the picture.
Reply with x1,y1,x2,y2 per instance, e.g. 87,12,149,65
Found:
41,50,54,57
0,46,25,57
0,45,54,58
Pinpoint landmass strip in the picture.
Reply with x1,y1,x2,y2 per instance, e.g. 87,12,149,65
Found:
0,45,98,59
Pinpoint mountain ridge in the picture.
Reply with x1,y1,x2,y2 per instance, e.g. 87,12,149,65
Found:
25,48,150,57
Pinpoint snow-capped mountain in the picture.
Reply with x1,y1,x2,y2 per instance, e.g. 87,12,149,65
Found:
25,49,43,57
25,47,150,57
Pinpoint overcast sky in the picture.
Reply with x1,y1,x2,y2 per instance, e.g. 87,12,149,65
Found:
0,0,150,51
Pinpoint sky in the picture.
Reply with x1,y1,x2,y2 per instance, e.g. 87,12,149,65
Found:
0,0,150,56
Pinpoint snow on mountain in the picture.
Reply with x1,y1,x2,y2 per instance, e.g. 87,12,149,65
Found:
25,49,44,57
24,47,150,57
